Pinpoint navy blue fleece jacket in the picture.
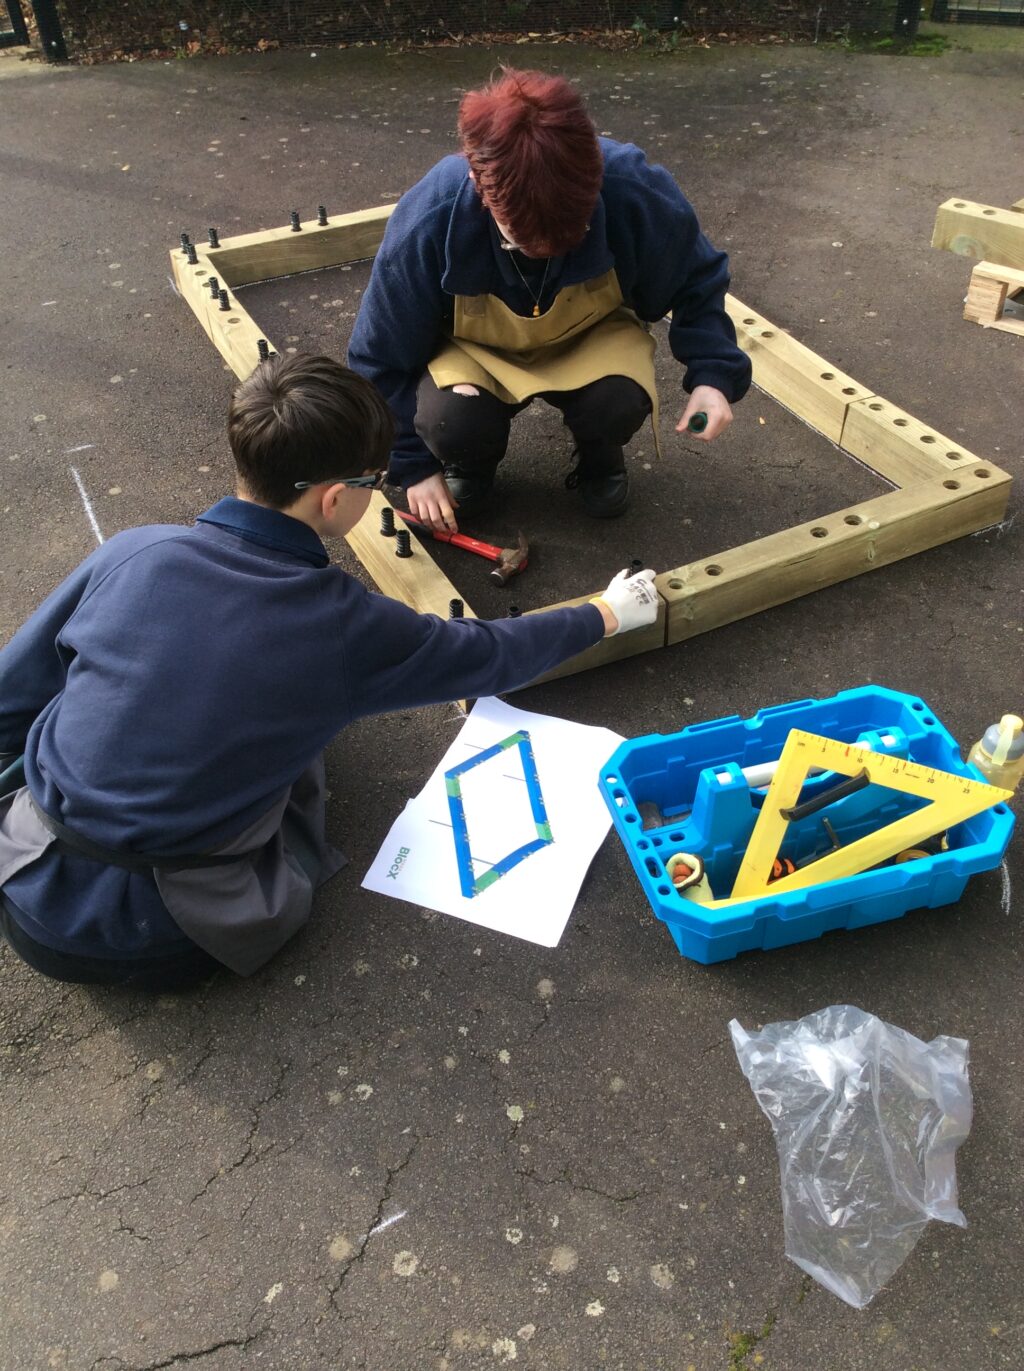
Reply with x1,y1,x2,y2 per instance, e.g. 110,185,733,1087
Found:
347,138,751,489
0,498,603,958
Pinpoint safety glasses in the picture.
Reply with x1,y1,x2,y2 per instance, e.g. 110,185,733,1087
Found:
293,469,386,492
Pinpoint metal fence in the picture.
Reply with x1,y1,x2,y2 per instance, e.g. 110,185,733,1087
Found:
21,0,902,61
931,0,1024,22
2,0,29,46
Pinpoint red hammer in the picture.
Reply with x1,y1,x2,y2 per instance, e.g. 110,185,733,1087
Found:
397,511,529,586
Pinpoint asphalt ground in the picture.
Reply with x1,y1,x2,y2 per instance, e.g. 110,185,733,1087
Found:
1,30,1023,1371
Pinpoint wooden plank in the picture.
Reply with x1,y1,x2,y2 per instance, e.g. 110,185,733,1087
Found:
519,589,668,687
932,198,1024,271
204,206,396,287
972,260,1024,291
981,316,1024,339
171,246,267,379
660,464,1011,646
839,396,982,487
345,491,473,621
725,295,873,443
1011,200,1024,213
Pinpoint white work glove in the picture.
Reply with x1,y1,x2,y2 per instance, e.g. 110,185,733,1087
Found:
593,568,659,636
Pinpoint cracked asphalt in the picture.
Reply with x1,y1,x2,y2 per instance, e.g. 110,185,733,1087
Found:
1,28,1023,1371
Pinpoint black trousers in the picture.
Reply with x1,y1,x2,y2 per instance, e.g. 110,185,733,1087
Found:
414,372,652,477
0,892,220,991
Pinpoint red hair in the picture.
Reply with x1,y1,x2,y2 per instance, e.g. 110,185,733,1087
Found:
458,69,602,258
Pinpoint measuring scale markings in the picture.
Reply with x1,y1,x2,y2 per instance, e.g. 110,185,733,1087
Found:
730,729,1013,901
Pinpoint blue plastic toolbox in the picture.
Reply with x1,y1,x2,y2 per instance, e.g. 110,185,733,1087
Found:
599,686,1015,964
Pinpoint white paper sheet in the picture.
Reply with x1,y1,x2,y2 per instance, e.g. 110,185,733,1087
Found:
362,697,624,947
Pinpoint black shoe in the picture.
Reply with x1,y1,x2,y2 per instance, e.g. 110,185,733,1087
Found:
444,467,495,521
565,453,630,518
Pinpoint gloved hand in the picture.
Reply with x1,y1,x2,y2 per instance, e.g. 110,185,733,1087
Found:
593,568,659,637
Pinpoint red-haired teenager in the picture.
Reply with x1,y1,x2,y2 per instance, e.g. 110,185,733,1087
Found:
348,68,751,532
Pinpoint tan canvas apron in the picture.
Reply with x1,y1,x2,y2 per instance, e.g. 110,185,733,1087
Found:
428,268,661,453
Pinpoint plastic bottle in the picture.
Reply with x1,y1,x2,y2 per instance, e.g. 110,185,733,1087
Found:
967,714,1024,792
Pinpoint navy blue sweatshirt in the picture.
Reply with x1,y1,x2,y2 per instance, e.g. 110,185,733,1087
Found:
0,498,603,958
348,138,752,489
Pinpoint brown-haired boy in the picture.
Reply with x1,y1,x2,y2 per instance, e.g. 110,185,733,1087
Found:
0,356,658,990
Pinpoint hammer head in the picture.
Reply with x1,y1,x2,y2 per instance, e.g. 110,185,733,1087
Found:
490,531,529,586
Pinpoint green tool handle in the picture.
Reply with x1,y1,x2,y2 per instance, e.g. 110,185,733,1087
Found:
780,768,870,823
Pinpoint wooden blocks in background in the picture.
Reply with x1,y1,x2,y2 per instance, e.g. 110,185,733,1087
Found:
932,197,1024,272
933,195,1024,338
963,260,1024,338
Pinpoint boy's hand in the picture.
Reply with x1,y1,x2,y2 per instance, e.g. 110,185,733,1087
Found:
406,473,459,533
676,385,733,442
592,568,659,637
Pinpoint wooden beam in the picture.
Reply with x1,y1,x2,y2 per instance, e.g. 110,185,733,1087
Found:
932,198,1024,271
659,463,1010,645
346,492,474,622
204,206,396,287
726,295,873,443
171,246,268,379
839,396,981,488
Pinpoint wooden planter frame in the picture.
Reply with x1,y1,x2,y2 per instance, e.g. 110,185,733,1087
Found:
172,207,1011,686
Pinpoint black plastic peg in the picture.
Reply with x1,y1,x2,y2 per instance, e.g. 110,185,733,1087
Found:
380,506,395,537
508,604,522,618
448,599,464,620
185,241,199,265
218,289,230,311
395,529,413,558
290,210,301,232
208,276,220,299
208,227,220,248
317,204,328,226
630,558,643,575
257,339,271,362
180,231,191,250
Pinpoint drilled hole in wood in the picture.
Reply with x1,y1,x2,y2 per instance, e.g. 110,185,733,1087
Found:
196,270,207,277
983,209,996,216
667,578,684,590
841,387,856,395
975,468,991,478
893,419,909,427
946,451,961,460
820,371,835,380
868,402,884,411
953,201,965,207
920,435,936,444
943,480,961,490
743,317,756,324
704,565,723,577
810,527,828,538
227,316,240,323
761,330,775,338
844,514,864,525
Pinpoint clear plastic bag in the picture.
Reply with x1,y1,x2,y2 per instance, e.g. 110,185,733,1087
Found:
729,1005,972,1308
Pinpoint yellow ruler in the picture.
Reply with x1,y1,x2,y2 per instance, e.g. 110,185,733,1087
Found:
729,729,1012,900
